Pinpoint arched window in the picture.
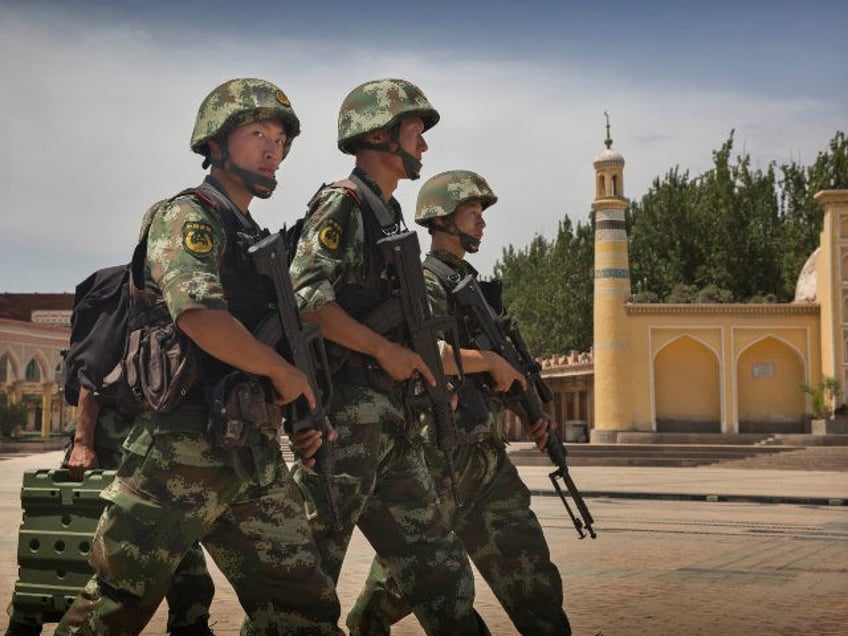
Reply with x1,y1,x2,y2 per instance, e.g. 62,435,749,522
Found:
0,354,7,383
25,359,40,382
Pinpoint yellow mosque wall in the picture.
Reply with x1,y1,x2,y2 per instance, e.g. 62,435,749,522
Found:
622,305,820,434
579,122,845,441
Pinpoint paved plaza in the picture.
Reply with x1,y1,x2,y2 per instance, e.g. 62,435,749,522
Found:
1,448,846,635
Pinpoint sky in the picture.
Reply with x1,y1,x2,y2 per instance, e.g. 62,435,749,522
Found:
1,0,846,292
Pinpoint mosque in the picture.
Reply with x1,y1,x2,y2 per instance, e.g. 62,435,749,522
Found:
527,132,848,443
2,136,848,443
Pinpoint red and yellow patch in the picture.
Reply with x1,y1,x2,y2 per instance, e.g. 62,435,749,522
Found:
319,219,342,251
182,221,214,256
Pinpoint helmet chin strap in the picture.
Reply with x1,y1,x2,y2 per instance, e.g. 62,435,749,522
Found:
431,222,481,253
209,141,278,199
356,124,422,180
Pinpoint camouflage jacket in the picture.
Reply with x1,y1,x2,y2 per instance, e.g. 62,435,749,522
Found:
423,250,504,443
290,168,403,315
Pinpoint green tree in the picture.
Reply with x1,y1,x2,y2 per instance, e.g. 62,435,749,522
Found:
0,391,27,437
496,130,847,353
494,215,594,357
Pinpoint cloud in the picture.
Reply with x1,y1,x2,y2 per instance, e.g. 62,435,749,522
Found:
1,3,845,291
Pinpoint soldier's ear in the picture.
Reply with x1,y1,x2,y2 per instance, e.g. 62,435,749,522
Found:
366,130,387,145
207,139,222,159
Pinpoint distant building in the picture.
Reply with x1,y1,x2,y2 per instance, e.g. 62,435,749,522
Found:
528,130,846,443
0,293,73,435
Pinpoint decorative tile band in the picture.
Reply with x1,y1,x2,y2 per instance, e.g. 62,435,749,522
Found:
595,268,631,279
596,229,628,241
595,209,625,223
596,219,627,231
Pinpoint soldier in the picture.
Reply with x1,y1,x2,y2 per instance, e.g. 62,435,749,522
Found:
346,170,572,635
289,79,513,634
4,384,215,636
54,78,342,635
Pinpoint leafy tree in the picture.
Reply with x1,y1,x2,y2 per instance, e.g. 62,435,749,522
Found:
0,391,27,437
494,216,593,356
496,130,847,353
777,130,848,298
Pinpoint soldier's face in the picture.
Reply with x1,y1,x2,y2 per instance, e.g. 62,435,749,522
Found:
396,115,427,158
226,119,288,177
453,199,486,242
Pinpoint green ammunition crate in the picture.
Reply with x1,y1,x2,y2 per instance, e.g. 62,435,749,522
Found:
10,468,115,624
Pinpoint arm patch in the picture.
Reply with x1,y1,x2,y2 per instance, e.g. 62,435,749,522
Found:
319,218,343,251
310,185,358,255
182,221,214,256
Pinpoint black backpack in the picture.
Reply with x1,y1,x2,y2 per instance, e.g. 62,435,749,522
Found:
63,264,131,407
63,185,216,410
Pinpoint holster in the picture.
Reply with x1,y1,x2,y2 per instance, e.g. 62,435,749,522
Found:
206,371,282,448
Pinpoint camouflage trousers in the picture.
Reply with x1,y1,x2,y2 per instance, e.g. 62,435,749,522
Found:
291,382,484,636
347,437,571,636
7,416,215,631
54,428,342,636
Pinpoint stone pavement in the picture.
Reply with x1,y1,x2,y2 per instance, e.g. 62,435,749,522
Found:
1,449,846,635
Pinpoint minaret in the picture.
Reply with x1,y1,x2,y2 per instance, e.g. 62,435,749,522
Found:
814,190,848,404
592,114,631,442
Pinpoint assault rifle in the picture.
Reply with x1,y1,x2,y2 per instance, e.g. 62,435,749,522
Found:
452,274,596,539
376,231,465,505
248,230,341,531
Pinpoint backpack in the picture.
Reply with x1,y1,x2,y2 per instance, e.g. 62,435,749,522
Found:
63,264,131,407
63,185,216,411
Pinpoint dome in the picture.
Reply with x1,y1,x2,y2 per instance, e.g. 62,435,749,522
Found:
593,147,625,167
793,247,818,303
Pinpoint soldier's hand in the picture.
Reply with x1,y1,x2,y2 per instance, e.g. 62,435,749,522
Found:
488,355,527,393
68,443,98,481
289,420,337,468
527,417,550,453
269,361,316,409
375,341,436,386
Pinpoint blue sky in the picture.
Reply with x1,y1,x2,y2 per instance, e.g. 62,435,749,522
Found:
1,0,846,292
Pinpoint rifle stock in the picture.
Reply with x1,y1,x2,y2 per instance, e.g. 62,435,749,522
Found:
248,230,341,530
452,274,596,539
377,231,465,506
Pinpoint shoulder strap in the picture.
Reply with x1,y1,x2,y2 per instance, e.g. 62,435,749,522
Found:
195,181,262,234
422,253,464,290
346,173,401,233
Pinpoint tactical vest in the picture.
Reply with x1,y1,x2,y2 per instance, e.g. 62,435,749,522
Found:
423,252,502,433
311,171,407,388
127,178,274,410
190,179,275,385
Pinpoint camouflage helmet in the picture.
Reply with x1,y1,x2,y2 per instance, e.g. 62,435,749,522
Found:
415,170,498,226
190,78,301,159
337,78,440,154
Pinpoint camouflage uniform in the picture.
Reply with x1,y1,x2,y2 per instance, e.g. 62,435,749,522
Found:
289,170,483,635
62,407,215,633
56,78,342,636
347,171,571,635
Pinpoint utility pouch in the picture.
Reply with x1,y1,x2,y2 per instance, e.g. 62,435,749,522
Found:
207,372,282,448
124,306,200,413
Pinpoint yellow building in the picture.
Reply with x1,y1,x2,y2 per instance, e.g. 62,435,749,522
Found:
536,131,847,443
0,316,70,436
